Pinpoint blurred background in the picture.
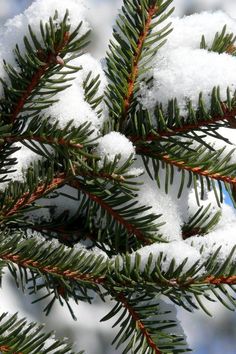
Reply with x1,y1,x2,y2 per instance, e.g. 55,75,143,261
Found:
0,0,236,353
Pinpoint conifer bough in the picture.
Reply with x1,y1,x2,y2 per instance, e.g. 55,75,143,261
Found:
0,0,236,353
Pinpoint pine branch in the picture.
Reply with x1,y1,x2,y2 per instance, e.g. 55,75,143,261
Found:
1,11,90,125
117,293,162,354
105,0,173,131
129,88,236,143
0,172,69,221
136,142,236,206
0,312,83,354
101,292,188,353
182,204,221,240
67,177,163,250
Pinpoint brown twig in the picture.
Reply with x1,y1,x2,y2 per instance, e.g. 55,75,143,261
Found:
0,346,22,354
5,135,83,149
0,252,105,285
204,275,236,285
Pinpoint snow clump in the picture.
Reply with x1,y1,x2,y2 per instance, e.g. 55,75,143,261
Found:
140,11,236,114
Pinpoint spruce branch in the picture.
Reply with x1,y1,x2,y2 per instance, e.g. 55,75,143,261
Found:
0,172,69,222
121,4,158,126
1,12,90,125
129,88,236,144
182,204,221,240
67,177,163,249
116,293,162,354
1,251,105,285
105,0,173,131
101,292,188,354
136,142,236,205
131,105,236,142
0,312,83,354
1,2,236,353
5,134,84,149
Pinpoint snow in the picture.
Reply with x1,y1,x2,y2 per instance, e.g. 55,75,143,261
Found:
96,132,135,167
140,11,236,114
138,170,183,242
185,200,236,264
0,143,41,189
129,241,202,274
160,11,236,51
47,54,107,132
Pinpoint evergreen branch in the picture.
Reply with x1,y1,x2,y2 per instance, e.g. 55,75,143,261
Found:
1,11,90,124
159,153,236,185
5,134,84,149
0,234,106,285
1,234,236,314
0,157,143,228
1,251,104,285
107,247,236,314
0,232,107,317
129,88,236,143
67,178,162,248
182,204,221,240
83,71,104,115
102,292,188,353
136,143,236,187
200,25,236,55
0,312,82,354
131,105,236,142
109,264,236,290
117,292,162,354
83,190,151,245
105,0,173,131
9,32,70,124
121,4,158,126
1,172,68,220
